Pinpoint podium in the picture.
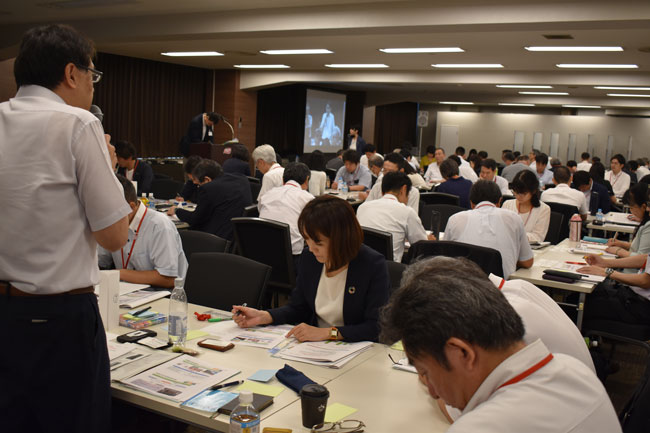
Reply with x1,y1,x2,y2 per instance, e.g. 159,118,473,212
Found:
188,141,237,165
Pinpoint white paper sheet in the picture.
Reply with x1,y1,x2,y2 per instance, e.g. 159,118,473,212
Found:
119,289,171,308
202,321,293,349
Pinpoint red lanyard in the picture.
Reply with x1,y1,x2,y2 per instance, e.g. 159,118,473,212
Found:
497,353,554,389
516,202,533,227
121,207,148,269
498,278,506,289
610,171,621,187
127,160,139,181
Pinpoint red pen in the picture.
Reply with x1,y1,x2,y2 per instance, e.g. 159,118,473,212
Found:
566,261,587,265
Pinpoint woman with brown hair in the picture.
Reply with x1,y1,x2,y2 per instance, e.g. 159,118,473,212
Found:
232,195,389,342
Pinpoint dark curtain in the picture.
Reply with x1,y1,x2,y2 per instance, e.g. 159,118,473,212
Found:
93,53,209,157
374,102,418,154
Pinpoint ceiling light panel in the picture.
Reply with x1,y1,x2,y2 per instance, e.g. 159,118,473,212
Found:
497,85,553,89
325,64,389,68
499,103,536,106
432,64,503,68
562,105,602,108
233,64,290,69
379,47,464,53
556,64,638,69
519,91,569,95
440,101,474,105
260,49,332,55
595,86,650,91
525,46,623,52
607,93,650,98
161,51,223,57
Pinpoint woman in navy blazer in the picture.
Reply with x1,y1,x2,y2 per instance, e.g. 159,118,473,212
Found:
233,196,389,342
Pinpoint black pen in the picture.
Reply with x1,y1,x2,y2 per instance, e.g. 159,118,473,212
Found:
234,303,248,316
210,379,244,390
132,306,151,317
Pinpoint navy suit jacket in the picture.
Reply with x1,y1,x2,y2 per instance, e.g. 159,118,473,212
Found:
175,173,252,240
117,160,154,196
268,244,389,342
223,158,251,176
591,180,611,214
346,135,366,156
179,113,213,156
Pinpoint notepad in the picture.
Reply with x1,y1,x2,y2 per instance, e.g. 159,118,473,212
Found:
236,380,284,397
248,369,278,383
324,403,358,423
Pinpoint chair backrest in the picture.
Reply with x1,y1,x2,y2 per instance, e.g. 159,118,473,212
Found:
361,226,394,261
544,211,564,245
151,179,184,200
545,201,580,242
247,176,261,184
590,191,600,215
405,240,504,277
427,204,466,232
184,252,271,310
242,204,259,218
386,260,407,294
326,168,338,182
231,217,296,290
501,194,515,204
249,181,262,203
179,230,230,261
419,192,460,206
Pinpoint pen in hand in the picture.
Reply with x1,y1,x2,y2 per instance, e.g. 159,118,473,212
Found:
210,379,244,390
235,303,248,316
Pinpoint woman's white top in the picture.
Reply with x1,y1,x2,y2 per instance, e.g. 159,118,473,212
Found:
502,199,551,243
315,265,348,328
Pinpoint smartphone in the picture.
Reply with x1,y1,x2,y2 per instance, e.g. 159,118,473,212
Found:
116,329,157,343
197,338,235,352
137,336,172,350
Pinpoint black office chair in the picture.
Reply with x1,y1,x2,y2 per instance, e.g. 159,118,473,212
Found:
326,168,338,183
361,227,394,261
419,192,460,206
183,252,271,310
153,172,172,180
428,204,465,232
544,211,564,245
249,181,262,203
501,194,515,204
231,217,296,307
386,260,407,294
151,179,184,200
545,202,580,242
242,204,259,218
590,191,601,216
179,231,230,261
404,240,504,277
247,176,260,184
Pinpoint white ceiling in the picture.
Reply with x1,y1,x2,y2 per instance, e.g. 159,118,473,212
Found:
1,0,649,110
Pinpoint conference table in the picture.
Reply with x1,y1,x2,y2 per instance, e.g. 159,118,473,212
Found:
585,211,639,237
109,299,450,432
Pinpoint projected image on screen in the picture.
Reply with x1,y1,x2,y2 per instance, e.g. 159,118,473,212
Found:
304,89,347,153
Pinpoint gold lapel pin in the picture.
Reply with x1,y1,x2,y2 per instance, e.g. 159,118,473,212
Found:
348,286,356,294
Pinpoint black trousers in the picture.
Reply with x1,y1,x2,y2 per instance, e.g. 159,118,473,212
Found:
0,292,111,433
584,280,650,326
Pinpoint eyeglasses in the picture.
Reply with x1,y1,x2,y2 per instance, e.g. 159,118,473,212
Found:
75,64,103,83
311,420,365,433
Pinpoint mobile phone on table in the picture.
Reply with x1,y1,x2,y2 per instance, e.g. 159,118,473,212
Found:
197,338,235,352
137,336,172,350
116,329,157,343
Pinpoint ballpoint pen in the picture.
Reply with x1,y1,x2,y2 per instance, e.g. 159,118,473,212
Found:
235,303,248,316
210,379,244,390
132,306,151,316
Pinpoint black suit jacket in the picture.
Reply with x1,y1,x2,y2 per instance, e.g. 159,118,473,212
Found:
117,160,154,196
591,180,611,214
268,244,389,342
179,113,213,156
345,135,366,155
175,173,252,240
223,158,251,176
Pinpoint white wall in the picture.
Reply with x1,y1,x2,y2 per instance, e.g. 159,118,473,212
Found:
435,112,650,162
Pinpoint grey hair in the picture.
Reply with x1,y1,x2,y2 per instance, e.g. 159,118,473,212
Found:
252,144,277,164
380,256,524,369
369,154,384,169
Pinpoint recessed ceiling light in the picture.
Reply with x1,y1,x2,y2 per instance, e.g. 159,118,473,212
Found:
440,101,474,105
595,86,650,91
499,103,536,106
519,91,569,95
496,85,553,89
161,51,223,57
607,93,650,98
556,64,638,69
233,64,290,69
379,47,464,53
260,49,333,55
432,64,503,68
562,104,602,108
526,46,623,52
325,64,389,68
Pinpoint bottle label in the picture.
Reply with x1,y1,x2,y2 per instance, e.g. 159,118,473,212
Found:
230,419,260,433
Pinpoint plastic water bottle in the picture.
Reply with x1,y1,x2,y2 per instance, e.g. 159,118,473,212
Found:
341,180,349,195
596,208,604,223
230,390,260,433
337,176,343,193
168,277,187,348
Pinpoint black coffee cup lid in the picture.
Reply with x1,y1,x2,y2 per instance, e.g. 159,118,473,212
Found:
300,384,329,398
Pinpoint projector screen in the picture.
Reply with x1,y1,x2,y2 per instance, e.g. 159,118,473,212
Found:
304,89,347,153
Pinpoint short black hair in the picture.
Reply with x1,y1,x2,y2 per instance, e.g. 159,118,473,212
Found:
536,153,549,166
399,149,412,159
567,160,577,168
381,171,412,195
184,155,202,174
623,183,650,234
502,148,511,154
455,146,465,155
350,124,361,132
511,170,541,207
206,112,221,123
383,152,406,170
572,170,591,188
503,152,515,162
448,155,461,166
14,24,95,90
553,166,572,184
470,179,501,205
611,154,626,165
192,159,222,183
592,156,601,163
478,150,488,159
440,159,459,179
480,158,497,171
283,162,311,185
590,161,606,181
629,160,639,171
307,150,326,172
230,144,250,162
513,151,521,158
342,149,360,164
581,152,590,160
115,174,138,204
115,140,137,159
426,145,435,154
336,149,344,157
364,144,376,154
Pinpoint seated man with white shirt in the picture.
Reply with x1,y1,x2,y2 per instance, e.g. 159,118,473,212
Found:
606,153,631,201
479,158,510,195
357,172,433,262
445,180,534,278
541,165,589,220
331,149,372,191
253,144,284,204
423,147,446,183
364,152,420,212
99,174,187,288
259,162,315,257
448,155,478,183
359,143,381,168
381,257,619,433
577,152,592,172
535,152,554,188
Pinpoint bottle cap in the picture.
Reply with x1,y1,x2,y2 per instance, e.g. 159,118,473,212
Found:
239,390,254,404
174,277,184,287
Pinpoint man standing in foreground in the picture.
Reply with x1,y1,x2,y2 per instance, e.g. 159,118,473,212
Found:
0,24,130,432
380,259,621,433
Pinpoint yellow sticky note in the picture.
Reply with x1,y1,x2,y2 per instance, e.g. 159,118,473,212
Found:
236,380,284,397
187,330,209,341
324,403,358,423
391,340,404,351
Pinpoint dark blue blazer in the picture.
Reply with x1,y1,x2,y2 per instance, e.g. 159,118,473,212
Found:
346,135,366,156
268,244,389,342
179,113,213,156
117,160,154,196
591,180,611,214
223,158,251,177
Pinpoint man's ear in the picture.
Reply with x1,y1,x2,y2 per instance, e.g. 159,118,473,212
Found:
61,63,78,89
445,337,478,372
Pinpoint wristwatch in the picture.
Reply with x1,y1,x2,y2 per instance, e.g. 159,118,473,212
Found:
605,268,615,278
328,327,339,341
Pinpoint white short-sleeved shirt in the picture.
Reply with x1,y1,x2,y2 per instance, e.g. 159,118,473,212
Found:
308,170,327,196
98,203,188,280
501,199,551,243
314,266,347,328
493,175,510,195
257,163,284,204
335,163,372,190
445,202,534,278
356,194,429,262
576,161,592,172
366,177,420,213
0,85,131,294
636,165,650,180
541,183,588,215
630,256,650,300
259,180,315,254
424,162,443,183
537,168,554,187
606,170,631,198
360,152,382,168
450,340,621,433
459,164,479,183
